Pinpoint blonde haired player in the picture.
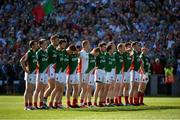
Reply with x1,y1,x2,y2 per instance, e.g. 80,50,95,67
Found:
78,40,90,107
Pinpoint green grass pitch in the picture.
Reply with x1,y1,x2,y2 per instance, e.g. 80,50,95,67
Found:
0,96,180,120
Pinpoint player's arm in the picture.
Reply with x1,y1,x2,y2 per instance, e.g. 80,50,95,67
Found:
140,58,145,73
36,52,40,69
20,53,29,73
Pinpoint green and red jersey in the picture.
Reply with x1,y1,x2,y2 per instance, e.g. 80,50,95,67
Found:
123,52,132,72
36,49,48,73
114,51,124,74
66,53,78,74
96,52,106,70
47,44,57,65
25,49,37,73
85,53,96,73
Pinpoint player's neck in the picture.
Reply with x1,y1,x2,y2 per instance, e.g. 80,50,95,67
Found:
118,50,123,54
51,43,56,48
31,48,36,52
83,48,88,52
41,48,46,51
108,52,112,55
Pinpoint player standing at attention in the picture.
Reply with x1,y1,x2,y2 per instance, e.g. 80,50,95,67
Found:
94,42,106,107
114,43,124,106
129,42,141,106
20,40,38,110
122,42,132,106
103,44,114,106
106,42,116,105
49,39,67,109
85,47,100,107
43,35,59,108
33,39,48,109
138,47,150,105
66,44,80,108
78,40,90,107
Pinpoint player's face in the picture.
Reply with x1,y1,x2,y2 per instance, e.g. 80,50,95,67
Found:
118,46,123,52
112,44,116,52
52,38,59,47
122,45,125,52
61,42,67,49
134,43,139,51
42,41,48,49
86,42,91,51
33,42,38,50
101,45,106,52
126,45,131,52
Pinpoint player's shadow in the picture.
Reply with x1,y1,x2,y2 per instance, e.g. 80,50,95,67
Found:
65,106,180,112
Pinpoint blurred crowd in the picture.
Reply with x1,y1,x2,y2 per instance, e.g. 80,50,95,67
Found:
0,0,180,84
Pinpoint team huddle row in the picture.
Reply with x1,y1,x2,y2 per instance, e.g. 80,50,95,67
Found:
20,34,151,110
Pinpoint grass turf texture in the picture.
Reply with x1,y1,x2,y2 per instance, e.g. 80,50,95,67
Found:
0,96,180,120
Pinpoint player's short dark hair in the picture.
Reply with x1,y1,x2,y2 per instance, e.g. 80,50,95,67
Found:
106,44,112,52
69,44,77,51
82,40,89,47
59,39,67,44
93,47,100,53
98,42,106,47
50,34,59,41
125,42,131,47
117,43,124,49
39,39,46,46
29,40,36,48
108,41,115,45
131,41,138,47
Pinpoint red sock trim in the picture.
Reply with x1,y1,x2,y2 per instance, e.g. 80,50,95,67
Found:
49,102,53,107
130,97,133,104
39,102,43,107
34,102,37,107
25,102,28,107
29,102,32,107
125,96,129,104
67,100,71,106
118,96,122,104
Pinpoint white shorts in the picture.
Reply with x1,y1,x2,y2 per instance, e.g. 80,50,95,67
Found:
56,72,66,84
36,73,48,84
24,72,36,84
123,72,130,83
105,72,114,84
95,69,106,83
116,73,123,83
130,70,140,82
48,64,56,79
140,73,149,84
110,69,116,80
66,74,80,85
78,73,89,84
88,74,95,86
